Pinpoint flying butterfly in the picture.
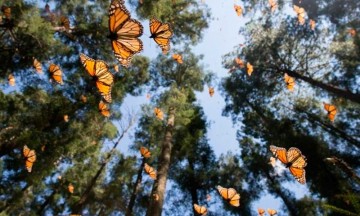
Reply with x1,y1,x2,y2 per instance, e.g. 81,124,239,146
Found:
293,5,306,25
108,0,143,67
8,74,15,86
216,185,240,207
267,209,277,216
80,94,87,103
348,28,356,37
172,54,183,64
258,208,265,216
48,63,64,85
144,163,157,180
208,87,214,97
269,156,276,167
149,18,173,54
284,73,295,91
193,204,207,215
323,102,337,122
234,4,243,16
268,0,277,13
23,145,36,172
309,19,316,31
68,183,74,193
1,5,11,19
79,53,114,103
33,57,43,74
269,145,307,184
60,16,70,31
247,62,253,76
99,100,111,117
140,146,151,158
63,115,69,122
235,57,245,68
153,193,159,201
154,107,164,120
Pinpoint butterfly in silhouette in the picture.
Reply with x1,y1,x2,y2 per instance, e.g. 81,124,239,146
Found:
150,18,173,54
270,145,307,184
217,185,240,207
323,102,337,122
108,0,143,67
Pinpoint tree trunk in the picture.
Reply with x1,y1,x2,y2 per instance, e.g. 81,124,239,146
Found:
126,159,145,216
284,69,360,104
146,107,175,216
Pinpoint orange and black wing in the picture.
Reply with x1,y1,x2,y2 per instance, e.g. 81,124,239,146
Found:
48,63,63,84
323,102,337,122
269,145,288,165
149,18,173,54
23,145,36,172
193,204,207,215
172,54,183,64
33,57,43,74
99,100,111,117
287,147,307,184
247,62,253,76
284,73,295,91
144,163,157,180
217,185,240,207
109,0,143,67
140,147,151,158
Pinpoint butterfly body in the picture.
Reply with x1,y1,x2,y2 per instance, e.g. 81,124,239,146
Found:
108,0,143,67
269,145,307,184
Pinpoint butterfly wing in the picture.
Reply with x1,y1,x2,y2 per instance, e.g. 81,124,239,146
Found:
23,145,36,172
247,62,253,76
140,147,151,158
284,73,295,91
267,209,277,215
94,61,114,103
109,0,143,67
150,18,173,54
269,145,288,164
193,204,207,215
48,64,63,84
258,208,265,215
33,58,43,73
144,163,157,180
287,148,307,184
227,188,240,207
323,102,337,121
99,101,111,117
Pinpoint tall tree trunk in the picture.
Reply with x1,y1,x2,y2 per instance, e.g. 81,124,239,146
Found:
126,159,145,216
71,118,134,214
188,160,199,216
146,107,175,216
284,69,360,104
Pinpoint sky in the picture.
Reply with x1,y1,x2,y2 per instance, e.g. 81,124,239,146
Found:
116,0,310,214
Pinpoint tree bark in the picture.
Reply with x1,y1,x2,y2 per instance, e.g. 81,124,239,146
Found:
126,159,145,216
146,107,175,216
284,69,360,104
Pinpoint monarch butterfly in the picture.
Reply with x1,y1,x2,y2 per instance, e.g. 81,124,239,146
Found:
247,62,253,76
68,183,74,193
348,28,356,37
1,5,11,19
60,16,70,31
206,194,211,201
267,209,277,215
209,87,214,97
48,63,64,85
193,204,207,215
284,73,295,91
172,54,183,64
23,145,36,172
79,53,114,103
216,185,240,207
108,0,143,67
269,145,307,184
114,64,119,72
309,19,316,31
140,146,151,158
234,4,243,16
149,18,173,54
323,102,337,122
293,5,306,25
146,93,151,100
153,193,159,201
33,57,43,74
268,0,277,13
99,100,111,117
80,94,87,103
257,208,265,216
144,163,157,180
8,74,15,86
235,57,245,68
154,107,164,120
63,115,69,122
269,156,276,167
